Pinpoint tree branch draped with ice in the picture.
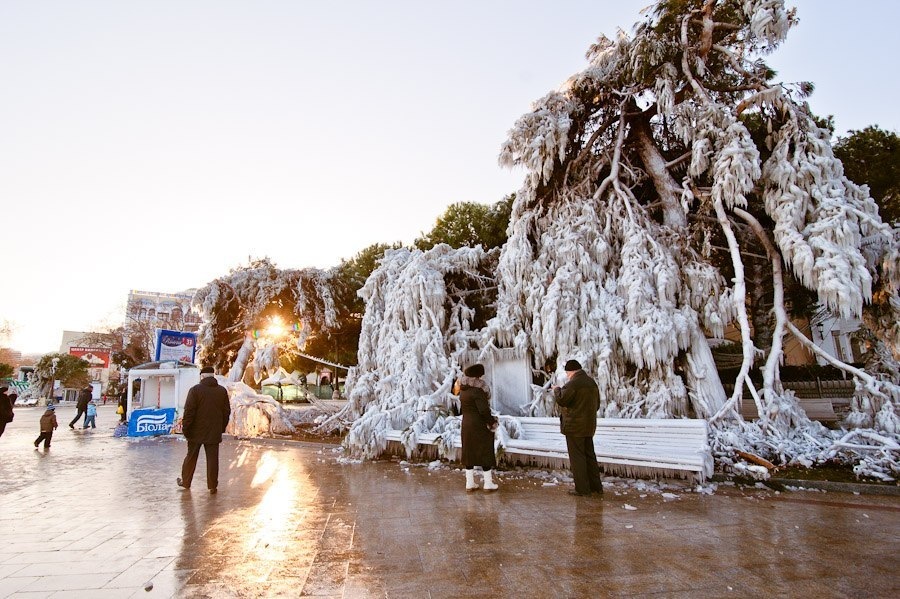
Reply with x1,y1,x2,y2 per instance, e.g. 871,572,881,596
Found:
488,0,898,477
317,245,498,459
193,259,337,383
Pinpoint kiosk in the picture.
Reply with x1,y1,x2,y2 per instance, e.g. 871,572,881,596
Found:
126,361,200,437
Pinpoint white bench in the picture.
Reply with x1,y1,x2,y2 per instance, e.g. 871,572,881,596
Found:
383,416,713,482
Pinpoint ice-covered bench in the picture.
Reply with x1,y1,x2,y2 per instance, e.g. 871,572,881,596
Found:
384,416,713,482
501,417,713,482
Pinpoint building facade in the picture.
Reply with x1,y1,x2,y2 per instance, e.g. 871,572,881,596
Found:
126,289,201,333
59,330,113,399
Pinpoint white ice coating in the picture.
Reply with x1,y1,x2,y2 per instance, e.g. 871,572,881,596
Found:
193,260,338,384
319,0,899,481
319,245,499,459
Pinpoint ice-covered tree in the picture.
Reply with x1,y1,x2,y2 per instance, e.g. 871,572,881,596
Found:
33,353,89,399
193,258,338,382
489,0,899,476
303,242,405,368
318,244,499,458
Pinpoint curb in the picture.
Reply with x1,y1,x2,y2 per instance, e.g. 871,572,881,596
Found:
711,474,900,496
767,478,900,496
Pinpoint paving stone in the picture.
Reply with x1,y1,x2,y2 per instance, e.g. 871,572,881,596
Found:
1,403,898,597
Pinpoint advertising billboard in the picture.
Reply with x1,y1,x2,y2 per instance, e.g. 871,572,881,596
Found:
154,330,197,363
68,347,111,368
128,407,177,437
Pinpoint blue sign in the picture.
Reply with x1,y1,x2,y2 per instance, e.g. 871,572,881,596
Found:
154,329,197,363
128,408,177,437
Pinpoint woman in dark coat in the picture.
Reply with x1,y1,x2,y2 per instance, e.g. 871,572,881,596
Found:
458,364,499,492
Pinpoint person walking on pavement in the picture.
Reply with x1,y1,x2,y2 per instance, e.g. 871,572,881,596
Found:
458,364,500,492
0,387,14,438
34,403,59,449
177,366,231,494
553,359,604,497
70,385,92,429
83,399,98,429
117,389,128,423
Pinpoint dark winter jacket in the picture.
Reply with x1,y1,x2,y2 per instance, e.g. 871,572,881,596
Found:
40,409,58,432
76,388,92,411
0,392,13,424
459,376,498,469
554,370,600,437
182,376,232,444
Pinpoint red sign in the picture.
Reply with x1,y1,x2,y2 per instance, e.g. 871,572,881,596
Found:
69,347,111,368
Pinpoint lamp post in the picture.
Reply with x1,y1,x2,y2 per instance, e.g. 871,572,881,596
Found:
49,357,59,404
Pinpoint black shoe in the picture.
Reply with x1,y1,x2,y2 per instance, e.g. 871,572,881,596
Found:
209,488,217,495
568,490,590,496
176,477,189,490
69,424,74,429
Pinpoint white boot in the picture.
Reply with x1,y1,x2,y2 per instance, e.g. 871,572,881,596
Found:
465,469,478,491
482,469,498,491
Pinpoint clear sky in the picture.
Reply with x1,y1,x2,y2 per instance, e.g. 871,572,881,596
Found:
1,1,898,355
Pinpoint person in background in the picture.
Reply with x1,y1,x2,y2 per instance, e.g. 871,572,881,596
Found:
83,399,97,429
458,363,499,492
34,403,58,449
177,366,232,495
553,359,603,497
69,385,92,429
0,387,14,438
117,389,128,423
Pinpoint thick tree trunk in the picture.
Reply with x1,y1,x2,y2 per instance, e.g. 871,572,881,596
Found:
633,117,728,419
747,257,774,355
228,335,255,383
632,117,687,229
683,329,727,418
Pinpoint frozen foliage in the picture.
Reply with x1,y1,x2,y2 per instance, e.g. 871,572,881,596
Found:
486,0,900,478
276,1,900,481
193,259,338,383
317,245,498,459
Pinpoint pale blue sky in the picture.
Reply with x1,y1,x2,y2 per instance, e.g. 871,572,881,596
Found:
1,1,897,354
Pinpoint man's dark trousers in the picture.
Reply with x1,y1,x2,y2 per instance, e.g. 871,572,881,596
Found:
565,435,604,495
181,440,220,490
68,409,86,428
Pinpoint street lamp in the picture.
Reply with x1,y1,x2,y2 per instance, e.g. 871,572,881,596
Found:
49,357,59,404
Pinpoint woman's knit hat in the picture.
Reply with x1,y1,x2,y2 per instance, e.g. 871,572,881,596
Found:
463,364,485,377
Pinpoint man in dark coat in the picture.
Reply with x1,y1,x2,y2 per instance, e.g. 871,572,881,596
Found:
458,364,499,491
69,385,92,429
0,386,14,438
553,359,603,496
177,366,231,494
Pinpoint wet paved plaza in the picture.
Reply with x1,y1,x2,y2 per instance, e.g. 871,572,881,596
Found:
1,404,898,598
